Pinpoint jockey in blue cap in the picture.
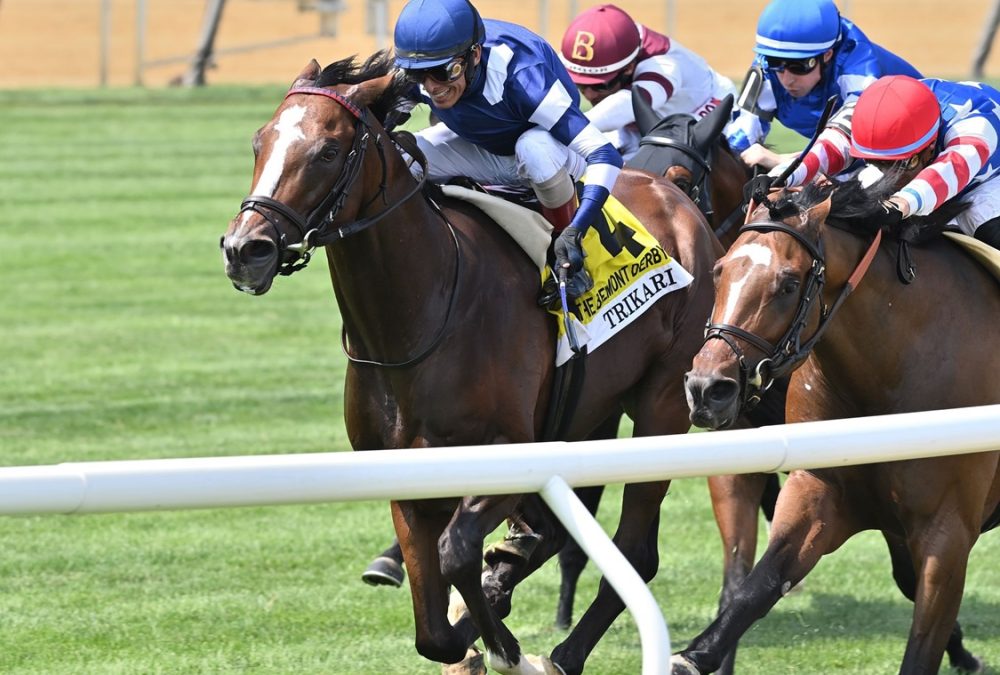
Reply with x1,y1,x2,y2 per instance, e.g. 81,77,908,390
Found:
727,0,921,172
394,0,624,298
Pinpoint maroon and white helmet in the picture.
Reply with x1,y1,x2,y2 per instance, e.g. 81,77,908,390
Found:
560,4,641,86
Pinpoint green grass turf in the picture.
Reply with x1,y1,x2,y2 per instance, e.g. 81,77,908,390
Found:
1,86,998,674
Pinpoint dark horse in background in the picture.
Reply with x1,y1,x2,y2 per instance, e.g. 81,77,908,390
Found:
678,180,1000,674
543,92,787,675
221,52,718,675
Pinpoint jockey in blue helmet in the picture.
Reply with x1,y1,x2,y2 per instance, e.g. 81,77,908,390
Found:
393,0,624,299
726,0,921,172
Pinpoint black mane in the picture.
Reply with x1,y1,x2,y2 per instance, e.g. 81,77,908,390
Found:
314,50,414,126
765,172,968,245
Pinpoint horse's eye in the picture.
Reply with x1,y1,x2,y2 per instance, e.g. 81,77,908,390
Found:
318,143,340,163
779,278,800,296
675,179,692,194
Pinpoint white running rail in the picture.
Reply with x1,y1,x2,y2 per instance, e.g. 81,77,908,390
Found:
1,405,998,674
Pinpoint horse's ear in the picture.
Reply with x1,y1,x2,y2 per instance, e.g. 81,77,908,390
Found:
290,60,322,90
692,94,734,150
804,194,833,236
632,87,662,137
350,73,395,109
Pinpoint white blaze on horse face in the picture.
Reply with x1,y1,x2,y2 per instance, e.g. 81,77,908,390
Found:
720,243,772,323
236,104,308,231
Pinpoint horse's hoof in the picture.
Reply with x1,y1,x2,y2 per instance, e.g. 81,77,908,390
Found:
951,654,986,674
442,647,487,675
484,532,541,566
361,556,405,587
487,652,565,675
670,654,701,675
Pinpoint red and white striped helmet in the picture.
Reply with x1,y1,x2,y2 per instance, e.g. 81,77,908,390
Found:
559,4,641,86
850,76,941,161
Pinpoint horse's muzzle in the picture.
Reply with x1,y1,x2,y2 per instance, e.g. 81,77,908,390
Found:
684,371,741,430
220,231,278,295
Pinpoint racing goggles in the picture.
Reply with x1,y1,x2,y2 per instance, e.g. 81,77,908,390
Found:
869,154,923,172
765,56,820,76
402,56,468,85
581,71,628,93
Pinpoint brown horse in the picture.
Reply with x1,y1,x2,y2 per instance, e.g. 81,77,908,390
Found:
678,179,1000,674
220,53,717,675
617,92,788,675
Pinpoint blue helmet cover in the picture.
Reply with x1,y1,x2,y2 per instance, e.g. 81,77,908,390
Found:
394,0,486,69
754,0,840,59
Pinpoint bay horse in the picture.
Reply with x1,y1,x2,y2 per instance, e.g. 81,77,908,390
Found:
220,53,718,675
562,91,782,675
677,179,1000,674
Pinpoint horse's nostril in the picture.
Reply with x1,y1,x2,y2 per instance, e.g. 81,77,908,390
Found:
239,239,276,265
705,379,739,406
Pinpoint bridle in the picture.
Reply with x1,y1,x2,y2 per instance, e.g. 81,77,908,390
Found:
637,123,713,215
237,86,426,276
634,120,749,241
703,217,882,410
234,85,461,369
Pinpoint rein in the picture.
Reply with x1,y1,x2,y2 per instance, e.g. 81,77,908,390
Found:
704,219,882,409
240,85,462,369
238,86,426,275
340,195,463,369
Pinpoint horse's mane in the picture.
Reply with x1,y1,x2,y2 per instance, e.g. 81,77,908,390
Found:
764,173,969,245
314,50,414,126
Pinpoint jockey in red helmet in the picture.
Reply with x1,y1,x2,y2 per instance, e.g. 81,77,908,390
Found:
559,3,736,160
778,75,1000,249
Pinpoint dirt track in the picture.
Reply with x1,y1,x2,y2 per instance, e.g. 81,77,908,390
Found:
1,0,998,88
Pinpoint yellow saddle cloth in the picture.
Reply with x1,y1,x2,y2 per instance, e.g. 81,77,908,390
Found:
547,193,693,366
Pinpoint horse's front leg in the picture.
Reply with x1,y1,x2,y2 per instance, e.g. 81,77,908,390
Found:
549,480,669,675
897,457,994,675
440,494,561,674
882,531,983,674
672,469,858,674
705,472,771,675
393,499,475,665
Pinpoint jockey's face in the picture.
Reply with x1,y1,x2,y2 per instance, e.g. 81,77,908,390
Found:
578,64,636,105
419,46,481,109
868,144,937,188
772,49,832,99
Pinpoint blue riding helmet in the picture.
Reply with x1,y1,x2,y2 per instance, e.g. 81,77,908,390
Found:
754,0,841,60
394,0,487,70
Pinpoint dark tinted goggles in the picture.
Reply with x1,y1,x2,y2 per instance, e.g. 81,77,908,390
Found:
402,56,467,85
581,71,627,92
765,56,819,76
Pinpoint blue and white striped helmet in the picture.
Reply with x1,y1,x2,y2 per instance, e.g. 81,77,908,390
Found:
754,0,841,60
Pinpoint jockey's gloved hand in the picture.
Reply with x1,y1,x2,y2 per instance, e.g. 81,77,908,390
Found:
742,174,779,205
554,226,585,275
553,226,593,299
879,199,906,226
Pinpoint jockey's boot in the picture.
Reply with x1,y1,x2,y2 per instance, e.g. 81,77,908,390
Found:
541,198,576,234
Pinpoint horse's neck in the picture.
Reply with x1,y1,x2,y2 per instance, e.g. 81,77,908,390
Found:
325,145,456,362
808,226,917,407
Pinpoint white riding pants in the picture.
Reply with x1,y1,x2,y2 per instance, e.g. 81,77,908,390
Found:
949,177,1000,237
412,123,587,192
